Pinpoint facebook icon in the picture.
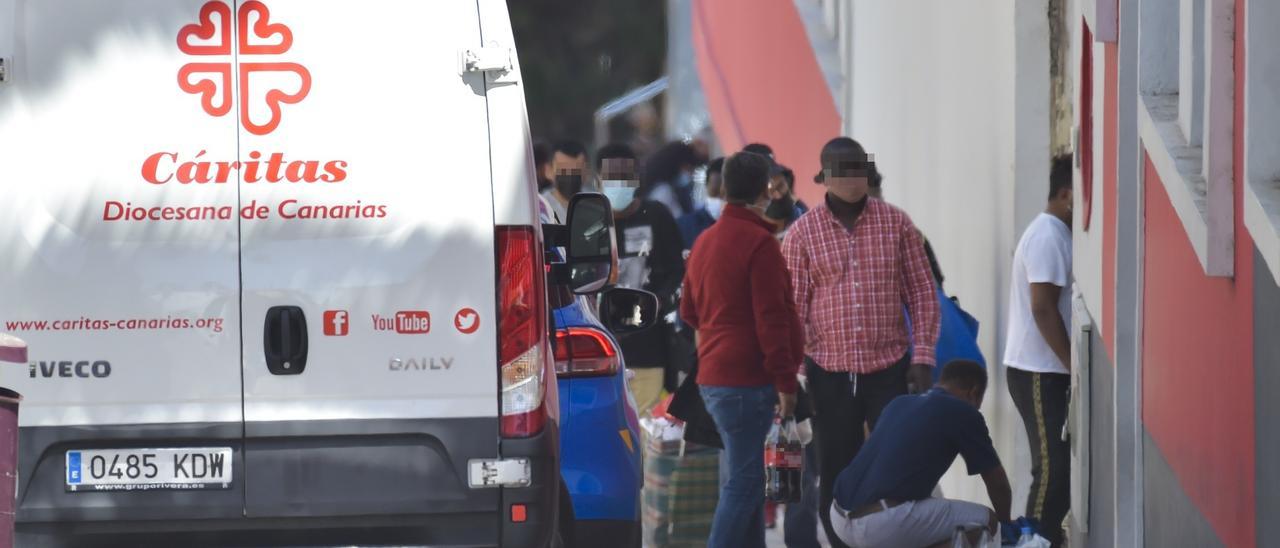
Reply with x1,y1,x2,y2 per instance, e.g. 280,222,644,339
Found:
323,310,349,336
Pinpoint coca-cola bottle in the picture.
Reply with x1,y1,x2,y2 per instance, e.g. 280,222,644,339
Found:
782,417,803,503
765,416,786,502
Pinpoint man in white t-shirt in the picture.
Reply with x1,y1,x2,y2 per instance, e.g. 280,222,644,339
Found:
1003,154,1073,547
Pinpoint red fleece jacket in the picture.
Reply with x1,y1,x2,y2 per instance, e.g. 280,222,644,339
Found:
680,205,804,393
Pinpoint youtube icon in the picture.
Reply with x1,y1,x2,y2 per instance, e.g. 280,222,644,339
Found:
394,311,431,334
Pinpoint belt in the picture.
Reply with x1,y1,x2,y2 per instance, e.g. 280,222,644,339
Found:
835,499,907,520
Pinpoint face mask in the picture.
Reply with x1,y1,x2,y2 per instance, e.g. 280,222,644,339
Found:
764,193,796,222
555,174,583,197
601,180,638,210
675,171,693,188
704,197,725,220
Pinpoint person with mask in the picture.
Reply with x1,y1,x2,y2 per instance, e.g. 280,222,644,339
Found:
677,157,725,250
782,137,940,548
777,167,809,220
762,163,808,239
643,141,703,219
758,159,819,541
540,140,590,223
679,151,804,548
533,141,553,193
597,143,686,417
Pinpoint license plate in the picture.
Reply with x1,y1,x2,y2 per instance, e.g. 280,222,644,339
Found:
65,448,233,492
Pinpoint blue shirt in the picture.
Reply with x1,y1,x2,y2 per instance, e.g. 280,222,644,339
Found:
677,208,717,250
833,387,1000,509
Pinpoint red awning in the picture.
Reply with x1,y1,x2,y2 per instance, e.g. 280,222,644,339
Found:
692,0,841,205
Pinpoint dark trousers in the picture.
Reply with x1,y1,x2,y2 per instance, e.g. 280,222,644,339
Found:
783,441,821,548
807,355,908,548
1007,367,1071,547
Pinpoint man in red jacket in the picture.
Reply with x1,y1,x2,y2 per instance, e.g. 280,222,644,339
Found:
679,151,805,548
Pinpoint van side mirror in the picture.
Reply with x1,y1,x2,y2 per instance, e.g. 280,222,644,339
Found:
598,288,659,334
562,193,617,294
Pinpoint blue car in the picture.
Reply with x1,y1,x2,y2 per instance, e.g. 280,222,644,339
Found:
551,292,645,548
539,191,654,547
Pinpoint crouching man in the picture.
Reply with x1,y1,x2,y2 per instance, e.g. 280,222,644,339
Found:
829,360,1012,547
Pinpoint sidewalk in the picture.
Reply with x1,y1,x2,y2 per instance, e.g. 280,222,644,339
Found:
764,515,832,548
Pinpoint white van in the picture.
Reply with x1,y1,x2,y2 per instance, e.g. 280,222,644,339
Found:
0,1,619,546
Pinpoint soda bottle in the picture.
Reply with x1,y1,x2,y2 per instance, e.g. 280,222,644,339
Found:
764,416,785,502
782,417,803,503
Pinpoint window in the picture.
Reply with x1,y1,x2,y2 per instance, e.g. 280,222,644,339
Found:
1244,0,1280,282
1138,0,1234,276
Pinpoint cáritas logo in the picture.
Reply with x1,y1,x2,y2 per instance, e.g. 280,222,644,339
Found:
178,0,310,135
136,1,350,189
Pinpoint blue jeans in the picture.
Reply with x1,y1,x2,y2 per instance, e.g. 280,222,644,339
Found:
700,385,778,548
784,440,822,548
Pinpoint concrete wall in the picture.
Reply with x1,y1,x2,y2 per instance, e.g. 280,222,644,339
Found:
1255,246,1280,547
836,0,1047,506
806,3,1273,546
1083,328,1115,548
1143,433,1226,547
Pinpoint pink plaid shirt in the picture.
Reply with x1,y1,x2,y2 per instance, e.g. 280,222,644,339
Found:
782,197,940,373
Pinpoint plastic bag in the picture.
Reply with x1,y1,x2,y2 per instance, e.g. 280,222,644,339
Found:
1015,531,1051,548
796,417,814,446
950,525,1002,548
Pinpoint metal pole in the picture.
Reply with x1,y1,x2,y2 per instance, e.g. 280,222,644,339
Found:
592,77,670,149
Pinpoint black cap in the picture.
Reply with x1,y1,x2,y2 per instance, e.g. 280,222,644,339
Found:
769,160,786,177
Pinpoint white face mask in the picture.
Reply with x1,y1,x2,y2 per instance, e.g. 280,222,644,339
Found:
704,197,725,220
600,179,639,210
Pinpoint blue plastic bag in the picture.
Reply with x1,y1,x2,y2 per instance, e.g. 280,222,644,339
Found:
906,287,985,379
935,287,986,377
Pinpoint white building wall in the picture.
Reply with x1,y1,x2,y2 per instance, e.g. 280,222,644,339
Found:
828,0,1059,510
1073,2,1109,342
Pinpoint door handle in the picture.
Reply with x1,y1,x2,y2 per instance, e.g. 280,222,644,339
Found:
264,306,308,375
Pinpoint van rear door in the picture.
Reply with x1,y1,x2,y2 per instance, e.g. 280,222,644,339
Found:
233,1,500,517
0,0,245,520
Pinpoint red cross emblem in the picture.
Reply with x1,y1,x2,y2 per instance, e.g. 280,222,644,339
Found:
177,1,312,136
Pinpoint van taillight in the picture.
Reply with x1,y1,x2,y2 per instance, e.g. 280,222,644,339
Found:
496,226,549,438
554,328,619,377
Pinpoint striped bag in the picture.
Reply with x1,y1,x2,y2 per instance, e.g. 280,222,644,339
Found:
642,441,720,547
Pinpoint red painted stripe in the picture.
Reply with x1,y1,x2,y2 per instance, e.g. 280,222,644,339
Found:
1102,41,1118,359
691,0,746,146
690,0,840,206
1143,152,1255,547
1141,3,1257,542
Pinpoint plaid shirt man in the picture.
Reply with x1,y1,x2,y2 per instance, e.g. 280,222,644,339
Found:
782,197,940,374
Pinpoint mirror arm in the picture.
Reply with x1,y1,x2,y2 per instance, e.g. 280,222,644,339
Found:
541,223,568,250
547,263,573,285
